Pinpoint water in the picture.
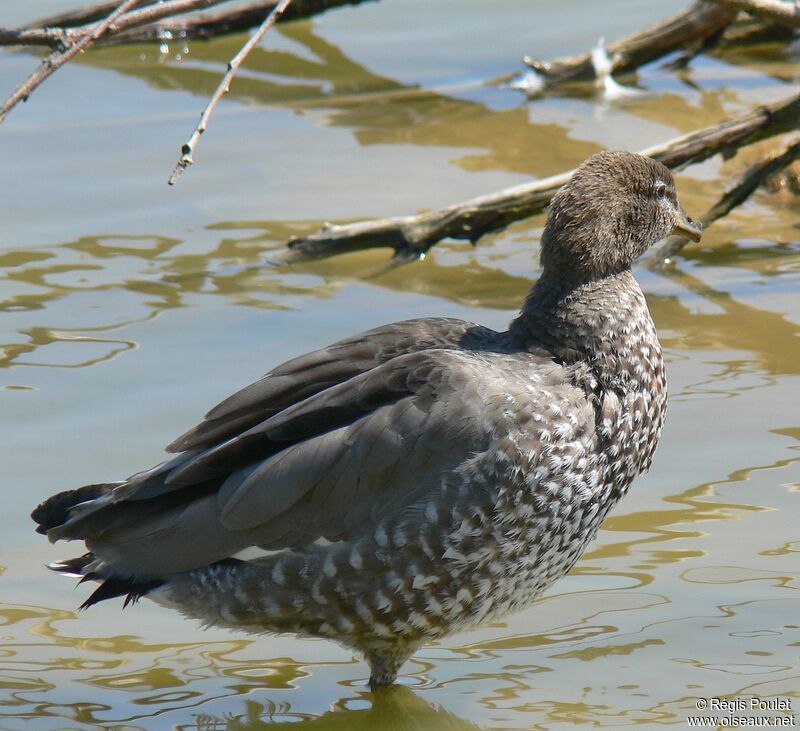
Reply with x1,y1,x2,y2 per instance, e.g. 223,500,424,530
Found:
1,1,798,728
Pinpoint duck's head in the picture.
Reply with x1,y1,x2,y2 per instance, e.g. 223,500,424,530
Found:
540,150,701,282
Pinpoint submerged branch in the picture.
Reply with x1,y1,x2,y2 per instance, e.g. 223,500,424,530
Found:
522,1,738,88
645,136,800,266
168,0,293,185
286,91,800,260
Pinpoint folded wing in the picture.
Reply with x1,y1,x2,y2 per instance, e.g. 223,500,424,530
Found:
35,317,519,578
167,316,493,453
82,349,499,576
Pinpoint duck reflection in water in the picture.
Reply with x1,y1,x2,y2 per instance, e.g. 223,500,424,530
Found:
192,686,483,731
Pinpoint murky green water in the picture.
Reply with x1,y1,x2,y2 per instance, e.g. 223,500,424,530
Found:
1,1,798,728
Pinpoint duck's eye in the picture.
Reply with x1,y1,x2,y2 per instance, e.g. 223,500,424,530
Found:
654,182,667,199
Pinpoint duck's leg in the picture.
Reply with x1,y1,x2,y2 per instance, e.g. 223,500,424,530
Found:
365,643,417,687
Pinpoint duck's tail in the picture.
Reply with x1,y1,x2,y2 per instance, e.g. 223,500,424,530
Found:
31,482,112,536
32,484,164,609
45,549,164,610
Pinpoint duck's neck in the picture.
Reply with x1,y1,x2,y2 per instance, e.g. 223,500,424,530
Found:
510,268,663,392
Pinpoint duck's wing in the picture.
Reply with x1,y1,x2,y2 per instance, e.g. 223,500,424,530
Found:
42,348,571,579
33,317,492,548
166,317,494,454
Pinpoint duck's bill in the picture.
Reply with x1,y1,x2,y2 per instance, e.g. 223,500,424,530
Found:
672,210,703,242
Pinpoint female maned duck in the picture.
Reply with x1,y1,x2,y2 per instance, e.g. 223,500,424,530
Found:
34,151,701,686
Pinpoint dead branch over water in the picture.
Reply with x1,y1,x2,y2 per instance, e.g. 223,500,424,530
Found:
1,0,795,216
31,0,163,28
286,92,800,261
0,1,228,49
0,0,140,125
114,0,373,43
0,0,235,125
523,1,738,87
519,0,799,91
0,0,365,177
0,0,373,48
0,0,374,144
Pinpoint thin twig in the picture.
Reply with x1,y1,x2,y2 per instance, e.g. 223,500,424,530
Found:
644,136,800,266
709,0,800,27
286,91,800,260
168,0,294,185
0,0,141,125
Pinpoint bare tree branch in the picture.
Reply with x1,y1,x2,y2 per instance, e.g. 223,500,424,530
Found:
110,0,374,43
522,1,738,88
286,91,800,260
0,1,229,49
31,0,164,28
0,0,141,125
0,28,67,47
168,0,294,185
709,0,800,27
720,12,797,43
2,0,375,48
644,136,800,266
637,92,800,167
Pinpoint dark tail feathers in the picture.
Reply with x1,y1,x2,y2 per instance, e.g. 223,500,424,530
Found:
31,483,113,536
79,576,164,610
47,551,163,610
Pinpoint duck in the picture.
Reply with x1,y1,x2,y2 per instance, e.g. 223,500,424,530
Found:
33,150,702,687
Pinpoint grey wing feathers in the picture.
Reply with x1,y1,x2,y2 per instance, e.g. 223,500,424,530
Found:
165,349,427,487
41,316,481,540
218,395,441,533
82,350,494,576
166,317,488,454
34,317,506,576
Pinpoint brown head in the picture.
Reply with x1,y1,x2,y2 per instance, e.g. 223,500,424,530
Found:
540,151,701,282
